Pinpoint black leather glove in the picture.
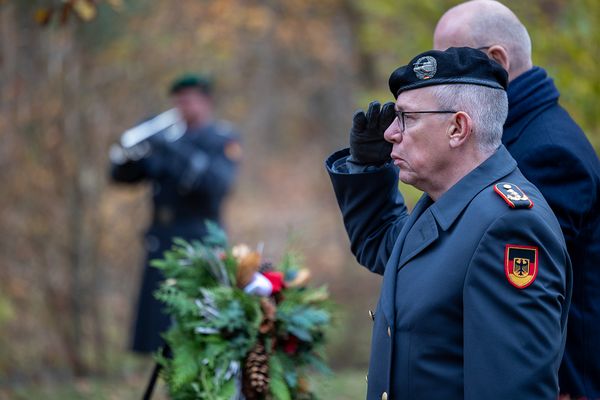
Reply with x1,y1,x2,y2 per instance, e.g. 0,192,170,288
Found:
348,101,396,165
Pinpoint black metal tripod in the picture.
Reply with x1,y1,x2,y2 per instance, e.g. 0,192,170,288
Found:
142,346,171,400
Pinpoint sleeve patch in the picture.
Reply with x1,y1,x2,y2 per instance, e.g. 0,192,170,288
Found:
504,244,538,289
493,182,533,209
224,141,243,161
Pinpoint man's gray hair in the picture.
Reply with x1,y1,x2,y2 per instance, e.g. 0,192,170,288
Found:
432,84,508,154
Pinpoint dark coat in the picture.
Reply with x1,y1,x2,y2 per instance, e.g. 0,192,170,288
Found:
326,146,571,399
503,67,600,397
111,120,240,353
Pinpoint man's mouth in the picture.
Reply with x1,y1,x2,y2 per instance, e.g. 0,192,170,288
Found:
391,154,405,167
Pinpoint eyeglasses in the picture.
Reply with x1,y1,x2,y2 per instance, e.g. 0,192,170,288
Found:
395,110,457,132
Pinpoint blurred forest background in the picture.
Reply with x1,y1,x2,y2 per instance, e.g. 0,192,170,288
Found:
0,0,598,398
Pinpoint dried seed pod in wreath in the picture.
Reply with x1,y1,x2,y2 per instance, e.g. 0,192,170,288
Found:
235,247,262,289
259,298,277,335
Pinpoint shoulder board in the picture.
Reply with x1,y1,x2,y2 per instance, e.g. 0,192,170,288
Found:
493,182,534,209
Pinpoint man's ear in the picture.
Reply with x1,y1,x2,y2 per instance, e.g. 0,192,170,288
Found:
486,45,510,73
447,111,472,148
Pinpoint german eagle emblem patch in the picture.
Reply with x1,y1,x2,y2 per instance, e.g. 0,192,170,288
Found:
504,245,538,289
494,182,533,209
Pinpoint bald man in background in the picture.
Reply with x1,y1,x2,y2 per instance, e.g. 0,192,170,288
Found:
434,1,600,398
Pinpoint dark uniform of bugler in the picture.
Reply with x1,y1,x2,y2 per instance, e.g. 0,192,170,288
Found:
112,120,240,353
326,48,572,399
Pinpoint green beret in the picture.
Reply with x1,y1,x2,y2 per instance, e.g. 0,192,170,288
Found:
169,74,213,95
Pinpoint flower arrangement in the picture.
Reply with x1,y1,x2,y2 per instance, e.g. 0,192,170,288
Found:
152,225,333,400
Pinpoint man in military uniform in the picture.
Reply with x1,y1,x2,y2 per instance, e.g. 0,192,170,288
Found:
110,75,241,353
326,48,571,398
433,2,600,397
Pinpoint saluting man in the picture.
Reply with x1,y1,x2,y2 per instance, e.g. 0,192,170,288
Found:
110,75,242,353
326,48,571,399
432,2,600,397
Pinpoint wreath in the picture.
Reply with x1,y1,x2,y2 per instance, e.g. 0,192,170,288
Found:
152,224,333,399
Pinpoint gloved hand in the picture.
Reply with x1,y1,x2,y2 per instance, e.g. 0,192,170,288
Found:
348,101,396,165
109,142,151,164
110,128,169,165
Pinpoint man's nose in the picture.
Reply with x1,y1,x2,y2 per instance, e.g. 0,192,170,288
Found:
384,119,402,144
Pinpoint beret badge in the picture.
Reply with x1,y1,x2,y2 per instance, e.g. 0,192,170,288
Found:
413,56,437,80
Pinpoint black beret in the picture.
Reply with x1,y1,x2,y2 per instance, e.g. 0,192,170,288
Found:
388,47,508,98
169,74,213,95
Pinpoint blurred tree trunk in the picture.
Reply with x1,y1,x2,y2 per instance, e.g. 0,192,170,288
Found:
62,31,88,376
340,0,378,88
60,24,108,377
0,2,108,378
0,3,17,169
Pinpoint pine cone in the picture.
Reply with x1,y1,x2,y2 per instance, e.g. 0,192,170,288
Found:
242,342,270,399
297,375,311,394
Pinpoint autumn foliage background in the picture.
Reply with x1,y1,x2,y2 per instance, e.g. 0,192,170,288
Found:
0,0,598,398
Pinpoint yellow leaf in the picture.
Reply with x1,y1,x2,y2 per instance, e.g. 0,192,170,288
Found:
34,8,53,26
72,0,97,21
106,0,124,11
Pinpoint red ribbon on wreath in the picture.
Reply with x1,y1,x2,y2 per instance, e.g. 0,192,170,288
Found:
262,271,285,294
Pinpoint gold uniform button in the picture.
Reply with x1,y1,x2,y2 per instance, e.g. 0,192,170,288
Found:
387,326,391,337
368,310,375,321
382,392,388,400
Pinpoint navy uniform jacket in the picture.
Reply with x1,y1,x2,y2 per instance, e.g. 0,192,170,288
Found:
503,67,600,397
326,145,571,399
111,120,240,353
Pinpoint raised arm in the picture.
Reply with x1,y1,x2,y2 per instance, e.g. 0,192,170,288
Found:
326,101,409,275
